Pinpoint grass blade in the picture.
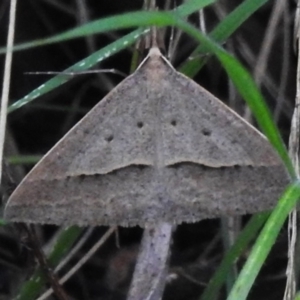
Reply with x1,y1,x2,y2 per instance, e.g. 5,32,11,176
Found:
0,0,215,54
8,0,215,113
227,182,300,300
200,213,269,300
179,0,269,77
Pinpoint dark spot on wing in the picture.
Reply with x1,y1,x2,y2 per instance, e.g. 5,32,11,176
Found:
202,128,211,136
105,135,114,142
137,121,144,128
171,119,177,126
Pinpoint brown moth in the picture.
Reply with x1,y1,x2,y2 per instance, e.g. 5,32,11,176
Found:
4,47,289,226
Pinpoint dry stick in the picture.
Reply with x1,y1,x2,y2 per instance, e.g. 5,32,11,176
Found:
236,35,293,116
0,0,17,185
37,226,116,300
25,225,69,300
74,0,116,91
127,223,174,300
75,0,96,53
54,228,94,273
284,15,300,300
273,4,291,123
25,69,127,77
253,0,286,85
244,0,286,122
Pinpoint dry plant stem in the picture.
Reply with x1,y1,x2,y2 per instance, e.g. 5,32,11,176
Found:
284,24,300,300
41,0,73,15
75,0,96,53
0,0,17,185
199,8,207,34
214,3,291,117
25,69,127,77
245,0,286,121
274,4,291,122
253,0,286,86
74,0,115,92
237,35,292,117
54,228,94,273
167,25,183,63
26,225,69,300
37,226,116,300
127,223,173,300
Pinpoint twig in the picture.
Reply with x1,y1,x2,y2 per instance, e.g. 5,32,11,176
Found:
127,223,174,300
24,68,127,77
244,0,286,121
25,225,69,300
54,228,94,273
0,0,17,185
284,4,300,299
37,226,116,300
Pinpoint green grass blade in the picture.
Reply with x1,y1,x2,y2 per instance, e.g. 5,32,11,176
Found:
0,219,7,225
0,0,215,54
200,212,270,300
8,0,215,113
179,0,269,77
176,0,215,16
227,181,300,300
8,29,146,113
7,155,42,165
